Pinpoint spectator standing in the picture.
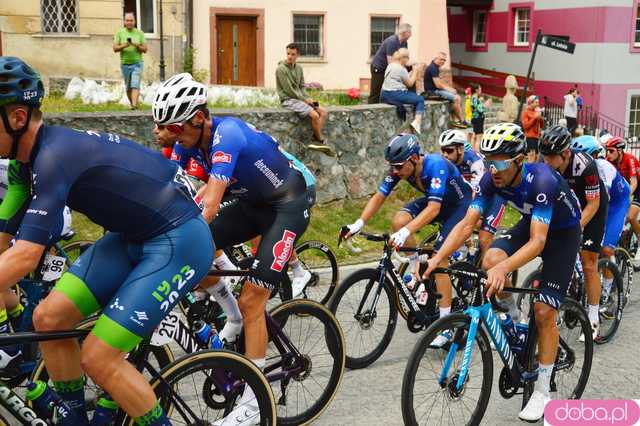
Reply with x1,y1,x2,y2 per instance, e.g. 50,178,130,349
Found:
380,49,425,134
469,83,492,151
369,23,412,104
423,52,467,128
564,87,578,135
276,43,333,156
113,12,146,109
521,95,545,162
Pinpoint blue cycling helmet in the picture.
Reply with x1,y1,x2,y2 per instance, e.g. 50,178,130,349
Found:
571,135,601,157
0,57,44,108
384,133,420,164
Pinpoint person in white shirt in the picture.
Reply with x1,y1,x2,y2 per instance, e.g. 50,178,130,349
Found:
564,87,578,135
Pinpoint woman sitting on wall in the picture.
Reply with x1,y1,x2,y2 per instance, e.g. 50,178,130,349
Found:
380,48,425,134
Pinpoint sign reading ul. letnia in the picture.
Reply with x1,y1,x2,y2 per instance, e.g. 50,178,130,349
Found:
540,35,576,54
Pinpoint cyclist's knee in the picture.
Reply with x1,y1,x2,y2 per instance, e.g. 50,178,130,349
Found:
601,246,614,258
534,303,556,327
33,292,81,332
481,248,507,270
391,211,412,231
80,335,121,385
581,258,598,276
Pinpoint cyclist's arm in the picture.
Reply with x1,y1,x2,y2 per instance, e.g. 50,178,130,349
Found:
200,178,227,223
431,208,480,264
630,176,638,195
405,201,440,234
579,167,601,228
359,192,386,223
0,240,46,292
580,196,599,229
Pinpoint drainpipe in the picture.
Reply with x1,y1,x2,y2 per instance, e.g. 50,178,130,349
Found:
159,0,166,80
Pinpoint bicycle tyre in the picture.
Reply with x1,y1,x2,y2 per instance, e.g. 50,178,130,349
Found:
522,297,593,406
614,247,633,310
292,240,339,305
120,350,276,426
402,313,493,426
268,299,345,425
328,268,398,369
57,239,94,266
596,259,623,344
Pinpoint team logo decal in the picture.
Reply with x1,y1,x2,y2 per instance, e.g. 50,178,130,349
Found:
271,230,297,272
430,177,441,189
212,151,232,164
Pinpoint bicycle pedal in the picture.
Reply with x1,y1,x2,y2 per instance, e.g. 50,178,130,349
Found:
520,370,539,383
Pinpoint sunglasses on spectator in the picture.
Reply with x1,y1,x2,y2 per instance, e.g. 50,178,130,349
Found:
441,147,456,154
484,158,517,173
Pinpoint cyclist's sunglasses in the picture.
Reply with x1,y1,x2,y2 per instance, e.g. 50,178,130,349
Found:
441,147,456,154
156,122,184,134
390,162,407,171
484,157,517,172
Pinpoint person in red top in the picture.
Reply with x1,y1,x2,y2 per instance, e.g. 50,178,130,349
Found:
605,136,640,254
521,95,545,163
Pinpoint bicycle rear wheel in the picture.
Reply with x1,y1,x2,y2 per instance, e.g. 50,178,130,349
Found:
402,313,493,426
614,247,633,310
122,350,276,426
288,240,339,305
596,259,623,344
267,299,345,425
328,268,398,369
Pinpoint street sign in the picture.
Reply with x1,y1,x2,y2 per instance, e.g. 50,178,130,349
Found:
540,35,576,54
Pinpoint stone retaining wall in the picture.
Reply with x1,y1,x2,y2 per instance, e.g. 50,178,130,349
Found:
46,102,450,203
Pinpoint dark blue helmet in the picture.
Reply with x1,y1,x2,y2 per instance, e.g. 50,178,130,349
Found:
539,125,572,155
384,133,420,164
0,57,44,108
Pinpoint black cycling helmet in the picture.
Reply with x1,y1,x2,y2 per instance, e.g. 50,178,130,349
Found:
0,57,45,159
480,123,526,158
384,133,420,164
539,125,572,155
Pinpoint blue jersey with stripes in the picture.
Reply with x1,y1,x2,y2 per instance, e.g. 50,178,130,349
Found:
378,154,471,206
18,125,201,245
471,163,581,230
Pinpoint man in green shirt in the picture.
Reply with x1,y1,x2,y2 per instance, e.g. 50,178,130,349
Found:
275,43,333,155
113,12,147,109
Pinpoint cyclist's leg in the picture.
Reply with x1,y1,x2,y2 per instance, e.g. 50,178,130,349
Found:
628,200,640,240
83,216,213,420
602,198,630,292
580,203,607,327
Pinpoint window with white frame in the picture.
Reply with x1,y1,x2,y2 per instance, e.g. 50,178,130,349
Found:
635,4,640,46
630,95,640,137
137,0,156,34
472,10,487,46
514,8,530,46
293,15,323,57
370,17,399,57
41,0,78,33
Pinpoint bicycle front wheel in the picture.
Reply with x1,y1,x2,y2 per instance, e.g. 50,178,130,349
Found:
125,350,276,426
596,259,624,344
402,313,493,426
614,247,633,310
328,268,398,369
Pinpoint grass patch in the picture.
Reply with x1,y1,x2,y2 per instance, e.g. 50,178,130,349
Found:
41,94,151,113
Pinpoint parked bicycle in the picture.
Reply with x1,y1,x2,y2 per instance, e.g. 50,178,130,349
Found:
402,265,593,426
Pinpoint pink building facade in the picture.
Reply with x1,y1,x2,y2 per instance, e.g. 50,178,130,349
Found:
447,0,640,137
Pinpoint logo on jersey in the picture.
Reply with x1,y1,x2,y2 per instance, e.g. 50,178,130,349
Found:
430,177,442,189
212,151,232,164
536,193,547,203
271,230,297,272
212,131,222,146
584,174,598,186
254,159,284,189
110,298,125,311
526,173,534,183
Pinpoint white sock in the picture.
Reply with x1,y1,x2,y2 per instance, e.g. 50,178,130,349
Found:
206,280,243,324
214,252,237,270
439,306,451,318
588,304,599,325
535,363,554,396
602,277,614,297
289,258,305,278
238,358,266,407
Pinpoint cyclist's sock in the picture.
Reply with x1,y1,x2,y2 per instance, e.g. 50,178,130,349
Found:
214,252,237,270
134,401,169,426
439,306,451,318
289,258,305,278
237,358,266,408
602,277,614,298
535,363,554,396
587,304,599,325
0,309,8,334
7,303,24,319
53,377,89,423
206,281,242,321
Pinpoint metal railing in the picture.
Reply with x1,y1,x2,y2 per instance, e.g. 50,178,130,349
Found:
542,96,629,138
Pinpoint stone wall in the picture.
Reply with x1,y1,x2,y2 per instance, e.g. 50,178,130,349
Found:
46,102,450,203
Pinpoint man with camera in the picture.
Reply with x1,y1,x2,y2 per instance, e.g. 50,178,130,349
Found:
113,12,147,109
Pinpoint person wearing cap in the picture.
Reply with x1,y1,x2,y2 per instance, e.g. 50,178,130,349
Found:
521,94,545,162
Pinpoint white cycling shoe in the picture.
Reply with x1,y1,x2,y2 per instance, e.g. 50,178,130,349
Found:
430,329,453,348
578,322,599,343
291,270,312,298
518,390,550,422
213,397,260,426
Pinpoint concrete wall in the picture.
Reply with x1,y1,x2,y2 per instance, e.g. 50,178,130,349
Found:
45,102,451,203
193,0,450,90
0,0,185,84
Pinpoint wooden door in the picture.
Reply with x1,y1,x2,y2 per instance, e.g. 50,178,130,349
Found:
216,16,257,86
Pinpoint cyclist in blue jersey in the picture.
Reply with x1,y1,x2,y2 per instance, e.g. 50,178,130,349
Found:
424,123,582,421
539,126,609,342
344,133,473,346
152,73,310,425
438,129,506,254
571,135,631,304
0,57,213,425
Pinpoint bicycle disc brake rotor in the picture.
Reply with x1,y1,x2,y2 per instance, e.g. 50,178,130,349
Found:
203,375,234,410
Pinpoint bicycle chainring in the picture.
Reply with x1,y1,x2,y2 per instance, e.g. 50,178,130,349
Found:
498,366,518,399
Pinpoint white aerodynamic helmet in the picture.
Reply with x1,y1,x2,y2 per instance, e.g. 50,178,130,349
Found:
439,129,467,148
152,73,208,125
480,122,526,158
